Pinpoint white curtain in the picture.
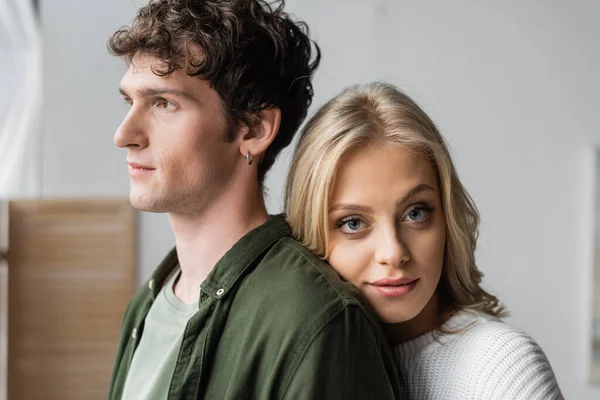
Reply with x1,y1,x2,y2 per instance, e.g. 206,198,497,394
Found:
0,0,42,197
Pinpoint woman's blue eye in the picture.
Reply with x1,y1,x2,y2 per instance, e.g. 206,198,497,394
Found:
408,209,424,221
405,205,435,223
345,219,362,231
337,218,366,234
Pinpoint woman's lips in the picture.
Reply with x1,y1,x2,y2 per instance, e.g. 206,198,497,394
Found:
370,277,419,298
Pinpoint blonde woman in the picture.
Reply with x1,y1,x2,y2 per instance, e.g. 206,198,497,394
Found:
286,82,563,400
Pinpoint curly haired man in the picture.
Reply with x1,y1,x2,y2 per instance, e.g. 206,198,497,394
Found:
108,1,402,399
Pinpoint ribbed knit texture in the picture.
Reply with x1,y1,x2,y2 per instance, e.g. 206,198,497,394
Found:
394,311,563,399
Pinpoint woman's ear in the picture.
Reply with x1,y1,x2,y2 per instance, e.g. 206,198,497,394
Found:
238,107,281,164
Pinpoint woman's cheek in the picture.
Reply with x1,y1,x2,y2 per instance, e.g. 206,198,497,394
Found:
329,238,371,285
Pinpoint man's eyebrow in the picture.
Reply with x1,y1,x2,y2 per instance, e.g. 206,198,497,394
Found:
119,86,197,101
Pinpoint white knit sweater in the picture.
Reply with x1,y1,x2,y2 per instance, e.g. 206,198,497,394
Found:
393,311,563,400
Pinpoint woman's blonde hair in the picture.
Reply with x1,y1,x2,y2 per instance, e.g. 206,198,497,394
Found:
285,82,506,318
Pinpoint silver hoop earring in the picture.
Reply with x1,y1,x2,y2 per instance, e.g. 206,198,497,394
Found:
246,151,253,166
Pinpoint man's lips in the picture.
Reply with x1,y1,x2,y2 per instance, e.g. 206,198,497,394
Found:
127,161,156,178
127,161,155,170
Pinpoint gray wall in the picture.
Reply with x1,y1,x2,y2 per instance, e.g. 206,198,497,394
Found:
40,0,600,398
41,0,176,283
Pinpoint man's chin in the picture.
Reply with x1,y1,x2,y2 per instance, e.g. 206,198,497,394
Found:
129,192,167,213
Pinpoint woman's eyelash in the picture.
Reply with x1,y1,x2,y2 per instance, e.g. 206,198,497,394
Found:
413,204,435,213
334,216,361,229
332,203,436,230
403,203,436,223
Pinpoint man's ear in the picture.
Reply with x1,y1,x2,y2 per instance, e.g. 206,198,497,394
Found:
238,107,281,164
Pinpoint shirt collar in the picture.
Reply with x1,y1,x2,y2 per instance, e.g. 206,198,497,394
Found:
149,214,292,302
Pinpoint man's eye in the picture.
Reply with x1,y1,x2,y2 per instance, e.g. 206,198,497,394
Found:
155,98,177,111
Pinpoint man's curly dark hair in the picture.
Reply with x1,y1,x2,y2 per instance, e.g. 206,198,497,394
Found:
108,0,320,182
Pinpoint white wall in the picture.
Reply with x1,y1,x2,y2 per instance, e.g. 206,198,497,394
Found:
41,0,599,398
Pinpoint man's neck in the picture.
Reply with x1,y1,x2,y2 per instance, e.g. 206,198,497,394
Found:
168,182,269,305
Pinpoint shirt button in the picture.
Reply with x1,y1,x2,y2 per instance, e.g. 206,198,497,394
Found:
148,279,154,290
216,288,225,296
131,327,137,340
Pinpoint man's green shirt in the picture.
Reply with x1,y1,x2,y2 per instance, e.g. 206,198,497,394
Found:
109,215,403,399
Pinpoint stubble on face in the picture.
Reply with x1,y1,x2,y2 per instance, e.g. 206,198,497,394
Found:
116,53,239,215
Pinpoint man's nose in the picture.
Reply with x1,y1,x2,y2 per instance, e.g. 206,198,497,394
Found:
114,107,148,149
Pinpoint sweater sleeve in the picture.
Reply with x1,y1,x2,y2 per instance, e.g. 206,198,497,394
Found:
480,326,563,400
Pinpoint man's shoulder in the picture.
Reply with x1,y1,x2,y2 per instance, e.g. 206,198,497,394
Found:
261,236,362,303
218,237,401,400
242,236,378,327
